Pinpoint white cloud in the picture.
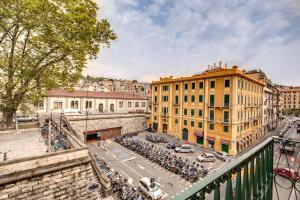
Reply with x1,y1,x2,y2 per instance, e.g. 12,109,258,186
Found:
87,0,300,86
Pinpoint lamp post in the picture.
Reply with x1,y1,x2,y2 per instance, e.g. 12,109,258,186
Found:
85,79,89,142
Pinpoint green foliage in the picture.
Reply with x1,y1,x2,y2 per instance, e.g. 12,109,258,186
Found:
0,0,117,123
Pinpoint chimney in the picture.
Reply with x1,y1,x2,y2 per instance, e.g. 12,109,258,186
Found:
225,63,227,68
219,61,222,68
208,64,210,70
213,63,216,68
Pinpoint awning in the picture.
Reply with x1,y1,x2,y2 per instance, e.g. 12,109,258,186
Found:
221,140,230,145
193,130,204,137
207,137,215,141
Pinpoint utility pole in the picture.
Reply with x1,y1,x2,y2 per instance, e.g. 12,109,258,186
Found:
47,118,52,153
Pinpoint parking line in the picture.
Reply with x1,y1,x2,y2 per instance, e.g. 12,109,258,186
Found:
123,157,136,162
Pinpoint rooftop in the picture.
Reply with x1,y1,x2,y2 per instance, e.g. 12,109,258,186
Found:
152,65,265,86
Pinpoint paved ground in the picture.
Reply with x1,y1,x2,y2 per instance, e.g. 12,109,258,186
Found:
89,131,229,200
0,128,47,161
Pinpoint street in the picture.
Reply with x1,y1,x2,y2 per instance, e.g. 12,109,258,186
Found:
273,118,300,200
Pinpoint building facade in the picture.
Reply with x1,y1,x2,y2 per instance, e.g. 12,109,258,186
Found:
246,70,280,132
35,89,150,114
151,65,264,155
278,86,300,115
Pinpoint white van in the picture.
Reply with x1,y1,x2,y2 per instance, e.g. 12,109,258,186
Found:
138,177,162,200
62,109,82,115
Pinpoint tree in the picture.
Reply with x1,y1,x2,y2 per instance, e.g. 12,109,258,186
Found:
0,0,117,126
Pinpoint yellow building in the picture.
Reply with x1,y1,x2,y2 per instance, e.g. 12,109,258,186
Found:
151,65,264,155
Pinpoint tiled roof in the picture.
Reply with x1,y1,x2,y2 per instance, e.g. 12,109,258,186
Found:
47,89,147,100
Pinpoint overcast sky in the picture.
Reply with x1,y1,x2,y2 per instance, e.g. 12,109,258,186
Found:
85,0,300,85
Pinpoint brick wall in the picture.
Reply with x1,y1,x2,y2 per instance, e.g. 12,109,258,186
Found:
0,163,102,200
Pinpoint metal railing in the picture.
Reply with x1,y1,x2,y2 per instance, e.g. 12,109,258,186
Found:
173,137,274,200
173,135,300,200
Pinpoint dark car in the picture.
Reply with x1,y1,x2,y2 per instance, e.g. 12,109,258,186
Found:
167,143,178,149
273,167,300,181
279,145,294,154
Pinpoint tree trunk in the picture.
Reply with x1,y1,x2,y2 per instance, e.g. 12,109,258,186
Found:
3,110,16,128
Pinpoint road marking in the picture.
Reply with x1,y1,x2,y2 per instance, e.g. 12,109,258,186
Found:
120,170,133,185
103,150,144,177
123,157,136,162
137,165,144,169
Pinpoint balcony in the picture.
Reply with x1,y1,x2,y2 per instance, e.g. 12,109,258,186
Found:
172,136,296,200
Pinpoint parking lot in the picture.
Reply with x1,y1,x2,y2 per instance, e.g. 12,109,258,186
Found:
89,131,229,199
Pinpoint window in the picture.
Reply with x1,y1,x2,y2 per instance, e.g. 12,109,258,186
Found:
199,82,204,89
71,100,78,109
210,95,215,106
199,95,203,103
175,84,179,90
85,101,92,109
192,82,195,90
154,96,157,103
110,104,114,112
191,121,194,127
184,95,188,102
154,86,157,92
162,107,168,115
198,122,203,128
128,101,132,108
53,102,63,110
175,96,179,104
162,85,169,91
191,109,194,116
209,123,214,130
198,109,203,117
135,102,139,108
224,111,229,123
210,80,215,88
223,125,229,133
175,108,178,114
162,96,169,102
191,95,195,102
224,94,230,107
184,109,187,116
210,110,214,121
119,101,124,108
185,83,188,90
184,120,187,126
154,106,157,112
238,80,241,88
225,80,230,88
142,102,146,107
175,119,178,124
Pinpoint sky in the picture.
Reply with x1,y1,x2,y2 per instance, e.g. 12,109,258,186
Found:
86,0,300,85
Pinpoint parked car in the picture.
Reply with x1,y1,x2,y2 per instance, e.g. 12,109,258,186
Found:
297,124,300,133
167,142,178,149
175,144,194,153
273,167,300,181
138,177,162,200
279,145,294,154
197,152,216,162
213,151,233,162
15,115,38,122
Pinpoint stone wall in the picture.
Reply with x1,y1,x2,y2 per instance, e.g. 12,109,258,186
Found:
0,163,102,200
67,114,147,141
0,148,104,200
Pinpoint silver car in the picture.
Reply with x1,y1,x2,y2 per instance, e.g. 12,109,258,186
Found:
197,152,216,162
175,144,194,153
16,115,38,122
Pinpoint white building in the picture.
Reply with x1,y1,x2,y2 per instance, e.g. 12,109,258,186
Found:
35,89,150,115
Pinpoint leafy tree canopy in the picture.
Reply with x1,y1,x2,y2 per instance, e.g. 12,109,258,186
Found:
0,0,117,125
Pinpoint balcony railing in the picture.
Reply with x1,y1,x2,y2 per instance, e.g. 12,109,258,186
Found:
173,136,300,200
173,136,275,200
